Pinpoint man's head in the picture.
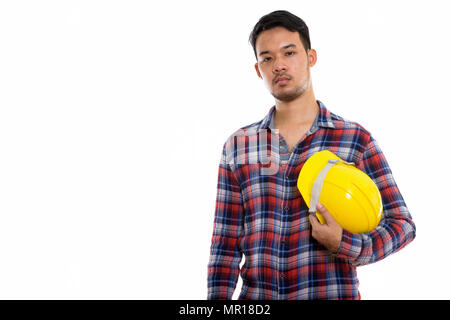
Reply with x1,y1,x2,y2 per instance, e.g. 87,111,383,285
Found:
249,10,311,59
249,10,317,103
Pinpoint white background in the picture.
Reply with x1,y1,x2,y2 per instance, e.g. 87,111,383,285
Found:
0,0,448,299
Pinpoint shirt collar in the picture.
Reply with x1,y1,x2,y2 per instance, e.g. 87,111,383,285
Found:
257,99,335,132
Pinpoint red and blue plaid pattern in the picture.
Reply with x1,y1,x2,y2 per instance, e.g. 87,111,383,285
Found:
207,100,416,300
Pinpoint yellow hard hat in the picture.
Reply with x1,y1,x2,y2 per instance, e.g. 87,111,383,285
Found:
297,150,382,233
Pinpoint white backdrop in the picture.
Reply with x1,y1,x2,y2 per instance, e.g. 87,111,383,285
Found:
0,0,448,299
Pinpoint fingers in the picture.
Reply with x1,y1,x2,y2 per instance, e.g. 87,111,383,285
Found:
308,212,320,228
309,213,322,241
309,203,334,229
309,203,343,253
315,202,336,226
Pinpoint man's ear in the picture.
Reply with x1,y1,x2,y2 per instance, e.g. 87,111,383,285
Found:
254,63,262,79
307,49,317,67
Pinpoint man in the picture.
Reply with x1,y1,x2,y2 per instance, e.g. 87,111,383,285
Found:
207,10,416,300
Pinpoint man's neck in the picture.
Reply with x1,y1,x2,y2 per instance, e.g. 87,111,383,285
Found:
273,89,319,128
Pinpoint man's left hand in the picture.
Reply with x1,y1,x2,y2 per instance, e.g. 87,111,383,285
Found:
308,202,343,254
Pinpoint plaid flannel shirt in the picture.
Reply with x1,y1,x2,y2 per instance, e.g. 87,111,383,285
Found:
207,100,416,300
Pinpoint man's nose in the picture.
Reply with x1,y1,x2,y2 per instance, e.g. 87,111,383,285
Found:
272,56,287,74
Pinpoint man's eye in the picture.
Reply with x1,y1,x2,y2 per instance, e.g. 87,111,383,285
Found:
286,51,295,56
263,57,272,62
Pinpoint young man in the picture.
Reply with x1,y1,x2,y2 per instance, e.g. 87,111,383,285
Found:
207,10,416,300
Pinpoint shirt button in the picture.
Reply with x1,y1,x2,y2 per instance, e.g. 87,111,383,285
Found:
280,273,285,278
284,206,289,212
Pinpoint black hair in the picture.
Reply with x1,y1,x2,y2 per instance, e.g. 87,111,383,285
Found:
249,10,311,59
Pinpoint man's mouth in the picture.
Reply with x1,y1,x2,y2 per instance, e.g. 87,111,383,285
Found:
276,77,290,85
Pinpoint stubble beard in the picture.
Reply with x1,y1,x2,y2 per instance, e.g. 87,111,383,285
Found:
271,73,311,102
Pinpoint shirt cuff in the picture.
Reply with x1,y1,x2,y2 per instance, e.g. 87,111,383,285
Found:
334,229,362,261
207,290,233,300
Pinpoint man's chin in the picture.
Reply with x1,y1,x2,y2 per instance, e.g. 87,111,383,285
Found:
271,82,310,102
272,90,303,102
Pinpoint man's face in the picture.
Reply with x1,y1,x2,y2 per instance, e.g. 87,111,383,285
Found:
254,26,317,102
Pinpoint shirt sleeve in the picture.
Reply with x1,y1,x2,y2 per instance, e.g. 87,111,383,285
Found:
207,142,244,299
334,136,416,266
